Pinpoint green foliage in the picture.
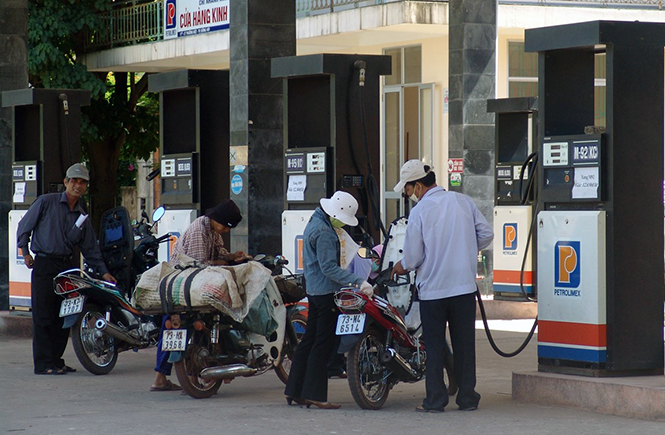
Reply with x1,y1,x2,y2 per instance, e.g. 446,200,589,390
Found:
28,0,160,215
28,0,109,97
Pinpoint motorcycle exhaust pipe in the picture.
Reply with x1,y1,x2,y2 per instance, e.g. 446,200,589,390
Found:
200,364,257,381
381,347,420,381
95,318,143,346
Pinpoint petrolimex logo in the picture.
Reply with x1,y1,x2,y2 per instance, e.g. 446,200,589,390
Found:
554,241,581,297
503,223,517,255
166,0,177,29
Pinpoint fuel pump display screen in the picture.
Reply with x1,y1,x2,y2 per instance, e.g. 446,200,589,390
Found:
284,147,331,208
541,134,604,204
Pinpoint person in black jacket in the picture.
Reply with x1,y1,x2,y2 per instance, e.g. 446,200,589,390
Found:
17,163,116,375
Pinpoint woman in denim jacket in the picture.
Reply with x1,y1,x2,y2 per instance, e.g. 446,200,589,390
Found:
284,191,373,409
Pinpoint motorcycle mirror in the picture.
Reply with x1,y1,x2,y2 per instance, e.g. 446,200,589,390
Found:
152,206,166,223
357,247,374,259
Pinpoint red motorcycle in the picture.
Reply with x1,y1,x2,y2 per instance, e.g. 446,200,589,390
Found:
334,271,456,410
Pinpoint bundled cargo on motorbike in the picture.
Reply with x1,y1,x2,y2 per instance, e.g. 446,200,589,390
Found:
133,254,279,336
132,253,298,398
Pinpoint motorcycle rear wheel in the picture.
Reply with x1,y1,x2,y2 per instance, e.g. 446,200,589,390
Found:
71,303,118,375
174,331,223,399
274,312,307,385
347,326,390,410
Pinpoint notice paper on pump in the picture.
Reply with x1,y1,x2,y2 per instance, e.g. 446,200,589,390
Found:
13,182,25,203
287,175,306,201
572,167,599,199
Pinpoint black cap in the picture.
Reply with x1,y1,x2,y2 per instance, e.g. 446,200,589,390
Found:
205,199,242,228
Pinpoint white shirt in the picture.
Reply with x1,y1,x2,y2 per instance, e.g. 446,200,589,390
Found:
401,186,494,301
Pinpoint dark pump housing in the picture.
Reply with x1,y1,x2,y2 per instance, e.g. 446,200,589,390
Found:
487,97,538,301
526,20,665,376
148,69,231,215
272,53,391,242
2,88,90,209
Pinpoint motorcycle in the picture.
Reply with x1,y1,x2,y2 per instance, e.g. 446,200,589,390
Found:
334,272,456,410
333,217,457,410
162,255,302,398
54,206,171,375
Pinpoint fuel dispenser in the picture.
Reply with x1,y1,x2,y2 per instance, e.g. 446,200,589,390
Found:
526,21,665,375
148,70,230,262
271,54,391,270
2,88,90,310
487,97,537,301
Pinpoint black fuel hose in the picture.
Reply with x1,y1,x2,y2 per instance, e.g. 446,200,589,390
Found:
476,289,538,358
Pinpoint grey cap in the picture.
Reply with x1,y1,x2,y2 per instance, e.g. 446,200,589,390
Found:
66,163,90,181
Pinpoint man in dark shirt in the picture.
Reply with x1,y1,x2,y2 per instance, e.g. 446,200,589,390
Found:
17,163,116,375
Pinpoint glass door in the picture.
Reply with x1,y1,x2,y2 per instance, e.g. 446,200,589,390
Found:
382,83,434,226
383,87,403,225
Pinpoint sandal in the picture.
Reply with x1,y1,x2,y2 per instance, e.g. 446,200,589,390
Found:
35,367,66,375
150,380,182,391
305,400,341,409
59,365,76,373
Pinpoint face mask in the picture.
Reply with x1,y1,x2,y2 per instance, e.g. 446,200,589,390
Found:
409,183,421,203
371,262,380,273
330,217,345,228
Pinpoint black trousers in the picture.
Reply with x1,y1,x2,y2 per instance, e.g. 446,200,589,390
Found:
31,256,75,373
420,292,480,410
284,293,337,402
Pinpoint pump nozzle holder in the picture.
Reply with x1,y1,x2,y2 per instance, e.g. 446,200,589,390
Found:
59,93,69,115
354,60,367,87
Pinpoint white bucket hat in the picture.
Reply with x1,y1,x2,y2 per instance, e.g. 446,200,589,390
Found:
320,191,359,227
393,159,429,192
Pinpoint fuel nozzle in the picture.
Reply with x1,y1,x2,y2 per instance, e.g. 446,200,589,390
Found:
58,93,69,115
354,60,367,87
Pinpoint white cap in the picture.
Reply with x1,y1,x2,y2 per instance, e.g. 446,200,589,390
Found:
320,191,359,227
393,159,429,192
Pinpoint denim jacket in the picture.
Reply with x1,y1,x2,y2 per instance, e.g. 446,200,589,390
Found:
303,208,363,296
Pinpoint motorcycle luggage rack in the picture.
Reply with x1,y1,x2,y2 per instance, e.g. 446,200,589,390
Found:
54,268,96,295
334,288,366,313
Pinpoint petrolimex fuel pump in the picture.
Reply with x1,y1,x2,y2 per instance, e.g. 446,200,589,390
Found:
271,54,391,269
526,20,665,376
148,70,231,263
487,97,537,301
2,88,90,310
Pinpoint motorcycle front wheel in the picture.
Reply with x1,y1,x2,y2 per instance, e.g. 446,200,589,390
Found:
174,330,223,399
70,303,118,375
274,312,307,385
347,326,390,410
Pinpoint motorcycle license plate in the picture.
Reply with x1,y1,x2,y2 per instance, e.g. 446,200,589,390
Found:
59,296,84,317
335,313,366,335
162,329,187,351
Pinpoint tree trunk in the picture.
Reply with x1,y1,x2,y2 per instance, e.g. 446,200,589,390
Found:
87,136,123,233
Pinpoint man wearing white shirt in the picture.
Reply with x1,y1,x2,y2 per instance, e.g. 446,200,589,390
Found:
392,160,493,413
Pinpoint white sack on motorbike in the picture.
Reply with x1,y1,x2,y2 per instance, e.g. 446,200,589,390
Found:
133,256,272,323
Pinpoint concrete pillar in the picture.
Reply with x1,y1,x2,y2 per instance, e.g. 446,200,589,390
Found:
229,0,295,255
0,0,28,309
449,0,497,283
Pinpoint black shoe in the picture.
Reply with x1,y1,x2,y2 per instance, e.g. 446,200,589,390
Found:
35,367,66,375
58,364,76,373
459,405,478,411
328,371,347,379
416,405,444,413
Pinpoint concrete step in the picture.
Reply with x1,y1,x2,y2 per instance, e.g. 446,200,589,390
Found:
0,311,32,339
513,370,665,421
